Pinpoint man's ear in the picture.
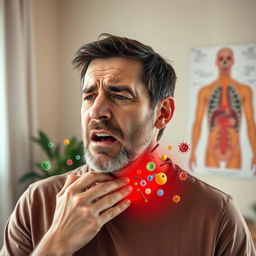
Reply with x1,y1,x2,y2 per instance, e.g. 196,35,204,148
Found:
155,97,175,129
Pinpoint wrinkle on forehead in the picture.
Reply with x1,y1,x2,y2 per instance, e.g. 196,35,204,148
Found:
83,57,143,87
85,68,130,83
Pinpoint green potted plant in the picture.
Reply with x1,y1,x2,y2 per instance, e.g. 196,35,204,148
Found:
19,130,85,184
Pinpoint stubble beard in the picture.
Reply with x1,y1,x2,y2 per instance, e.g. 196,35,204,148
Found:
83,114,156,173
84,145,130,173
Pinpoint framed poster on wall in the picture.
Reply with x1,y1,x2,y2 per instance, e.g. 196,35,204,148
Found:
188,44,256,178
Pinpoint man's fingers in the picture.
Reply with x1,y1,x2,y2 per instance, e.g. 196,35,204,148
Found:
80,177,130,203
57,174,80,198
100,199,131,224
69,171,115,193
92,184,133,215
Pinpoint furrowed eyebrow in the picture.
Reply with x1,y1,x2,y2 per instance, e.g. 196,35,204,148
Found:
82,85,97,94
106,86,135,97
82,85,136,98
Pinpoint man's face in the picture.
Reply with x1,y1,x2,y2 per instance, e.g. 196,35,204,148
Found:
81,57,157,172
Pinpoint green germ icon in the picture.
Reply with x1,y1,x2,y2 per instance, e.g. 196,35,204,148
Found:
146,161,156,171
75,155,81,160
48,142,54,148
41,160,51,171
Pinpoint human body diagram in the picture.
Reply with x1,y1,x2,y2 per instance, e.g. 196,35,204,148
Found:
189,48,256,173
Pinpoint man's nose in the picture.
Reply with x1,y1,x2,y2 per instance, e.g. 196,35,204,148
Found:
89,93,112,121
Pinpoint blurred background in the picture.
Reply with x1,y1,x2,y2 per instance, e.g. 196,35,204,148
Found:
1,0,256,245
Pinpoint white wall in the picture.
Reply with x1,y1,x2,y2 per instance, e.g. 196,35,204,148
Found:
0,0,11,245
33,0,60,145
34,0,256,218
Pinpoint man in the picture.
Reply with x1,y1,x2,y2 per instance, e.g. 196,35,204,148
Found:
189,47,256,172
1,34,255,256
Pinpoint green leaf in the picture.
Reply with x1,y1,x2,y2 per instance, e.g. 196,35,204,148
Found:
39,130,51,144
38,130,53,159
64,137,77,157
20,129,85,185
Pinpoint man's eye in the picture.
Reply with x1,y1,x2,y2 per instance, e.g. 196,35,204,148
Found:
83,95,95,101
112,94,131,101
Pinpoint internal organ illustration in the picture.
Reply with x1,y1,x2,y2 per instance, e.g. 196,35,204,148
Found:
207,85,241,160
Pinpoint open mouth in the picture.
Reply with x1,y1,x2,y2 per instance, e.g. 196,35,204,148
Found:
92,133,117,143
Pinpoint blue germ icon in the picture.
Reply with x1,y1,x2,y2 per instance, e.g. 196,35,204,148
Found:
147,175,153,181
157,189,164,196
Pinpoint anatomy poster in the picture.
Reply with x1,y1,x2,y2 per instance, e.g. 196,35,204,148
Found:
188,44,256,177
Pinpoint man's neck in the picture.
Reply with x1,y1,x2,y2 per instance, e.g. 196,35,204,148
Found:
88,143,161,177
113,148,161,178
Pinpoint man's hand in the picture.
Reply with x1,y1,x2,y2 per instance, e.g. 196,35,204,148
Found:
32,172,132,256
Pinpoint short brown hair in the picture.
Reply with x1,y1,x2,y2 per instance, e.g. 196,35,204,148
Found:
73,33,176,141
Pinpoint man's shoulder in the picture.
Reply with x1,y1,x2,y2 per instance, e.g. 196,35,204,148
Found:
174,168,256,255
179,168,232,209
187,171,230,197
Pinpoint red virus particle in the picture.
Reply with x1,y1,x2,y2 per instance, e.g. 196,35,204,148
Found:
136,169,142,174
179,171,188,181
66,159,73,166
178,142,190,153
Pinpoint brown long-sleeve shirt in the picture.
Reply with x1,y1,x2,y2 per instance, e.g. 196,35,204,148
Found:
1,164,255,256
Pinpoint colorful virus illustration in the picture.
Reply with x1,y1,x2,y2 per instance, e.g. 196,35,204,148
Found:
178,141,190,153
160,156,173,167
41,160,51,171
145,188,151,194
168,145,172,150
133,176,142,180
48,142,54,148
63,139,70,145
75,155,81,160
147,175,153,181
155,172,167,185
66,159,73,166
146,161,156,171
140,180,147,186
172,195,181,203
137,188,148,202
161,154,168,161
179,171,188,181
149,143,159,154
157,189,164,196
